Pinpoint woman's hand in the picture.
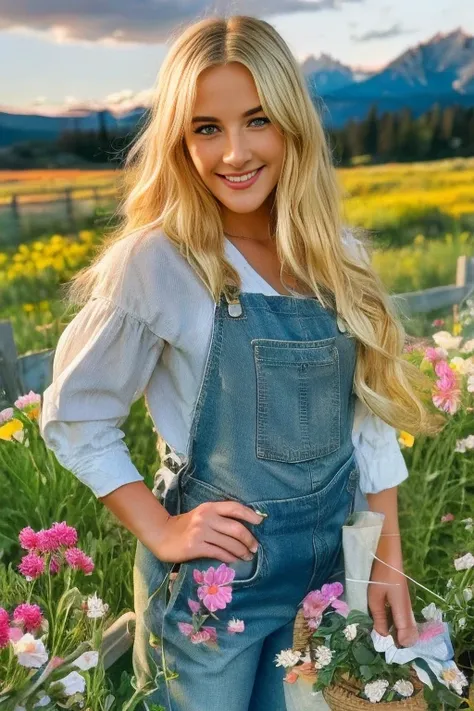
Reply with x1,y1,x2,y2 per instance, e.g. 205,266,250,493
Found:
368,535,419,647
155,500,264,564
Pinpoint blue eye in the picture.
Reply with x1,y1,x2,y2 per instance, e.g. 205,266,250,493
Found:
193,117,270,136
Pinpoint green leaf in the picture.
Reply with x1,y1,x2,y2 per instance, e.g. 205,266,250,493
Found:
352,642,376,665
360,665,375,681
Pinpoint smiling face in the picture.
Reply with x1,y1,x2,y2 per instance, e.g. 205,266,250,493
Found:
184,62,285,233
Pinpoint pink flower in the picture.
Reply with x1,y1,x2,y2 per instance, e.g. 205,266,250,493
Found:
36,529,58,553
432,319,445,327
8,627,23,642
19,526,39,551
190,626,218,645
331,599,350,617
49,522,78,549
50,557,61,575
18,552,45,580
188,598,201,614
194,564,234,612
424,347,447,364
64,548,94,575
178,621,194,637
432,360,461,415
441,513,455,523
307,615,323,630
0,407,13,424
13,604,44,633
284,670,300,684
0,608,10,649
302,582,343,620
14,391,41,410
49,656,65,669
227,618,245,634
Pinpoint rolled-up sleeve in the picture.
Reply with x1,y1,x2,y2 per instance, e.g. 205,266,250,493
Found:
352,398,409,494
39,296,165,498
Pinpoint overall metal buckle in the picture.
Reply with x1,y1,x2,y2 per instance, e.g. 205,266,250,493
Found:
224,288,243,318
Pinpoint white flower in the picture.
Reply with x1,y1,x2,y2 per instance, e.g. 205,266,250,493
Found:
462,587,473,602
446,578,454,590
421,602,443,622
441,662,468,695
73,650,99,671
364,679,389,703
458,617,467,629
58,670,86,696
13,633,48,668
274,648,302,668
314,645,334,669
343,623,358,641
449,357,472,374
461,339,474,353
34,694,51,708
468,375,474,393
432,331,462,351
454,552,474,571
85,592,109,619
462,517,473,532
392,679,414,697
455,435,474,453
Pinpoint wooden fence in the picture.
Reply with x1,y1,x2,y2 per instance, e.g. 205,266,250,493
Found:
0,184,117,246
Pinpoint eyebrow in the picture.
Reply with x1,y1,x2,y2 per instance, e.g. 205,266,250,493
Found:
191,105,263,124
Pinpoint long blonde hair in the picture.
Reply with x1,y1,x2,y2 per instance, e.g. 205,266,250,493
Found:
67,14,444,438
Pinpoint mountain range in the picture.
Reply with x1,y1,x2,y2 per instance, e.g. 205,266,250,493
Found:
1,28,473,148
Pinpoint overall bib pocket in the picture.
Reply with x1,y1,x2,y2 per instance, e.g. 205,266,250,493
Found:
252,337,341,463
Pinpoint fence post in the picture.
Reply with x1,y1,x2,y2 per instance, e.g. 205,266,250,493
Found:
64,188,77,236
0,321,23,408
453,255,474,325
10,194,21,245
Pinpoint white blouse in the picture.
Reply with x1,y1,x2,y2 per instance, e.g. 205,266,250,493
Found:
39,229,409,499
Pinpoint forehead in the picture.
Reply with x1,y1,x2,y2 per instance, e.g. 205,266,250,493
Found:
193,63,260,113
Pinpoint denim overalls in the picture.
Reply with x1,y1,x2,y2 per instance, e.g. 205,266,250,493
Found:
133,286,360,711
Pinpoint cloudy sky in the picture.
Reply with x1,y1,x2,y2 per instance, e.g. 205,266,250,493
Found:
1,0,473,113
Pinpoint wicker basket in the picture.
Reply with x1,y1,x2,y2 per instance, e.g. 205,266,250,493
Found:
322,674,428,710
292,608,428,710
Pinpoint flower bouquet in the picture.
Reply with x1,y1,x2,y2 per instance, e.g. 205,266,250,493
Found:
0,522,110,711
279,582,469,711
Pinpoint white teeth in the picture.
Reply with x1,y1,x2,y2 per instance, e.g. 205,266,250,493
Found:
223,169,259,183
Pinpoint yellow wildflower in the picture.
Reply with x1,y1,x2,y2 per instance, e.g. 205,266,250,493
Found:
453,323,462,336
0,419,23,441
398,431,415,448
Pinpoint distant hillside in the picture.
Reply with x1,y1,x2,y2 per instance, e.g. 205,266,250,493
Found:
1,28,473,147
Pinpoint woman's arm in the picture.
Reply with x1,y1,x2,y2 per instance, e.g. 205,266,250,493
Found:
366,486,419,647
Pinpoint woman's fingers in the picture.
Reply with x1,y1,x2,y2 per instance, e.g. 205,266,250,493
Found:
205,528,255,561
389,588,419,647
368,587,391,637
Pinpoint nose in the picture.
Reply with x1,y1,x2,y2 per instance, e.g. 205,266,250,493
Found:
222,130,253,168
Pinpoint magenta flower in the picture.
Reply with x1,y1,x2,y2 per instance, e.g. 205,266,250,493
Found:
193,564,235,612
432,361,462,415
18,552,45,580
190,626,218,645
0,407,13,424
227,618,245,634
188,598,201,614
0,608,10,649
302,582,343,619
178,622,194,637
36,529,59,553
331,599,350,617
19,526,40,551
50,557,61,575
13,603,44,633
49,521,78,548
424,347,447,364
432,319,445,327
441,513,455,523
64,548,94,575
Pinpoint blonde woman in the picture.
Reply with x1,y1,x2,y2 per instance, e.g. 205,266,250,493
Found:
40,14,443,711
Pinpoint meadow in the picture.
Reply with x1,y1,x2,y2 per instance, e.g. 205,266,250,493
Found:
0,158,473,709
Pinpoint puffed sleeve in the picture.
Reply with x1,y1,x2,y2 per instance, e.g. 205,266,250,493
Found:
39,296,165,497
352,398,409,494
